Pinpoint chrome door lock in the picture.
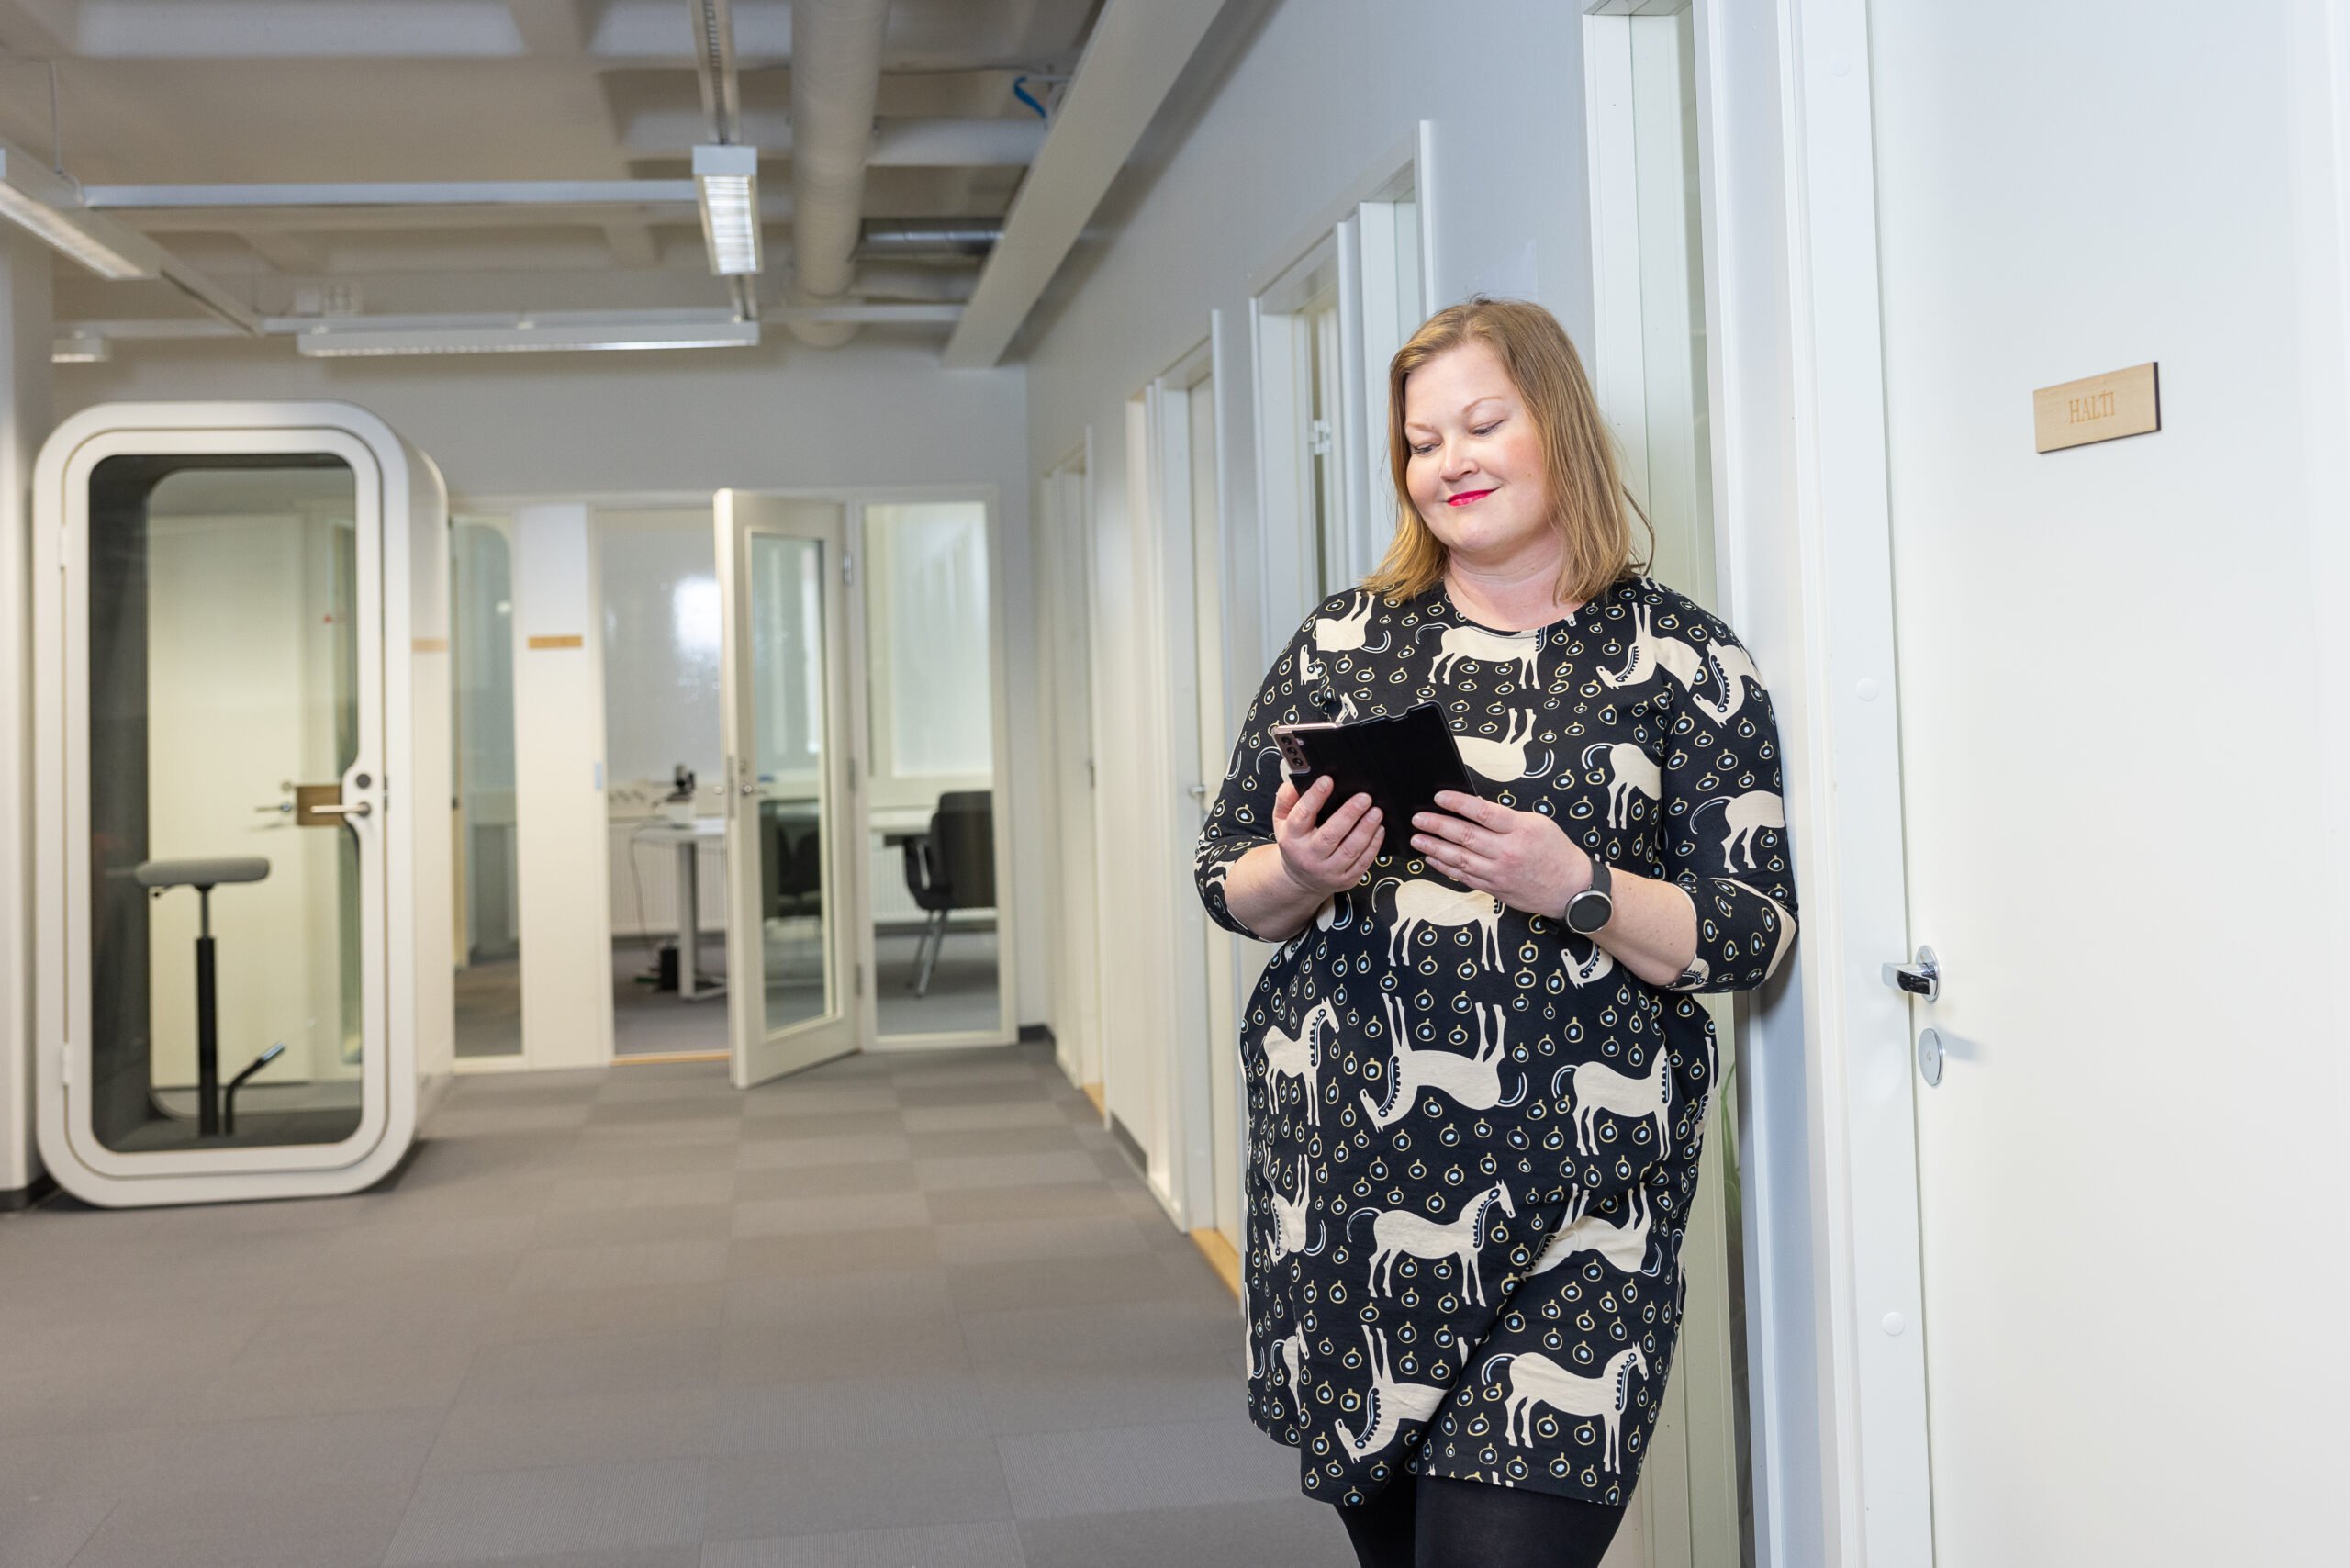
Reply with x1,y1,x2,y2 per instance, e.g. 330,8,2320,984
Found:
1915,1026,1945,1088
1881,945,1939,1003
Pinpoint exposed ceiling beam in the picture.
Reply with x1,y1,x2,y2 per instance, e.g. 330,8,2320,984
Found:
72,0,527,58
942,0,1233,368
243,230,328,275
0,0,73,56
872,118,1046,167
162,261,262,333
603,222,662,268
592,0,788,62
505,0,588,55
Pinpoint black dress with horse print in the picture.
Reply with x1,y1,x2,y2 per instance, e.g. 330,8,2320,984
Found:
1193,576,1797,1509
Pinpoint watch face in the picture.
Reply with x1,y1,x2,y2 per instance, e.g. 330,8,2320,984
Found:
1566,890,1612,935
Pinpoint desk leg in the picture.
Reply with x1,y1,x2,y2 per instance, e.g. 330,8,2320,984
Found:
677,840,699,999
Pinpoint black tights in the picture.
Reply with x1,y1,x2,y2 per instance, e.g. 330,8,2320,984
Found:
1337,1473,1628,1568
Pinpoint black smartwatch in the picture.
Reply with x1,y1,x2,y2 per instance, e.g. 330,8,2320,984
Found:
1564,854,1614,935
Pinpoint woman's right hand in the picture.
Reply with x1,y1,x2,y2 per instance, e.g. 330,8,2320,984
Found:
1273,776,1382,896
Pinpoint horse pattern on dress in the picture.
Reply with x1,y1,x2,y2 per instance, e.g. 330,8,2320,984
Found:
1194,578,1796,1509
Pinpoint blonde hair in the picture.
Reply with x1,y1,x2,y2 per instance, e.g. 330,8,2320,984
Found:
1363,297,1650,606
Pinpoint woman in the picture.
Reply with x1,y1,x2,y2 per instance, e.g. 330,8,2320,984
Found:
1194,297,1796,1568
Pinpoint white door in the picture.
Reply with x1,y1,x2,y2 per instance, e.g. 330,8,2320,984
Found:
1142,354,1248,1236
1178,369,1246,1247
1870,6,2344,1561
1039,454,1106,1094
715,491,858,1087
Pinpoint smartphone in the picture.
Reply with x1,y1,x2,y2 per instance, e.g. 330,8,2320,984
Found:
1269,703,1479,857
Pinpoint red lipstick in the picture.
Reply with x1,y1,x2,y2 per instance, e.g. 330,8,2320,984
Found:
1447,488,1495,507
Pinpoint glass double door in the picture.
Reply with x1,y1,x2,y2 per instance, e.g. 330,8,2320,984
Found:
715,493,856,1085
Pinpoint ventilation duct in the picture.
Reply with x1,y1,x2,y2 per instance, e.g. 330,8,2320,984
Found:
787,0,891,348
858,219,1002,260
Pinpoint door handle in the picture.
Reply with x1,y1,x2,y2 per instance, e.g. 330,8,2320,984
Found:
294,783,372,827
1881,945,1940,1002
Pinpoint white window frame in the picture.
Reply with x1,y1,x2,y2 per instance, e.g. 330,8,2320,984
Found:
858,500,999,813
846,485,1016,1054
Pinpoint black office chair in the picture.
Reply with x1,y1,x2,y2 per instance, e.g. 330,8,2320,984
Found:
760,802,824,923
900,790,994,997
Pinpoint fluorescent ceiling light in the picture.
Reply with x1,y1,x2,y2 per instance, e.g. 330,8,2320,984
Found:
0,141,165,281
693,144,761,276
51,332,110,364
295,320,761,357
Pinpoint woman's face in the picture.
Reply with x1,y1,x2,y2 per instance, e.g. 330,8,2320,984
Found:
1401,340,1552,566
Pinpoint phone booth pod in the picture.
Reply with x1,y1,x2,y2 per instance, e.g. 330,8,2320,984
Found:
31,402,453,1206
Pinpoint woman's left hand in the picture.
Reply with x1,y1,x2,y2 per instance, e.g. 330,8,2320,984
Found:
1411,791,1587,919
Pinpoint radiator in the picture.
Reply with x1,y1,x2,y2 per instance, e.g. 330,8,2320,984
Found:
609,819,730,938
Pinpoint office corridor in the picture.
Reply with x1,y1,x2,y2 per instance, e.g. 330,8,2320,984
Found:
0,1045,1348,1567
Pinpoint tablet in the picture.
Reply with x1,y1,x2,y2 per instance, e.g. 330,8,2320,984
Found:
1269,702,1481,859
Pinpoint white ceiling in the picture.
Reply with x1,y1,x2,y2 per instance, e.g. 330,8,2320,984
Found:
0,0,1101,325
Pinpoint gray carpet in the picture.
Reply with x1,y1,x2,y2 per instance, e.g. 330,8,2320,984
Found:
606,931,1004,1058
0,1042,1351,1568
612,936,732,1058
873,928,1000,1038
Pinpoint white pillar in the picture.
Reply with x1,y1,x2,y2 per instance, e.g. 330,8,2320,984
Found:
511,503,615,1069
0,231,55,1203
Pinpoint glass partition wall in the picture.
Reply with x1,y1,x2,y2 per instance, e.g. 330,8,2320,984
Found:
85,454,367,1151
452,516,523,1060
860,500,1004,1041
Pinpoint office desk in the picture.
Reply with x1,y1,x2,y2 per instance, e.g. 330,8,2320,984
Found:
631,817,727,1002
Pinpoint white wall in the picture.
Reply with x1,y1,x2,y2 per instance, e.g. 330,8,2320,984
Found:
0,231,54,1199
1025,1,1602,469
54,336,1047,1032
511,503,613,1069
598,509,724,796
